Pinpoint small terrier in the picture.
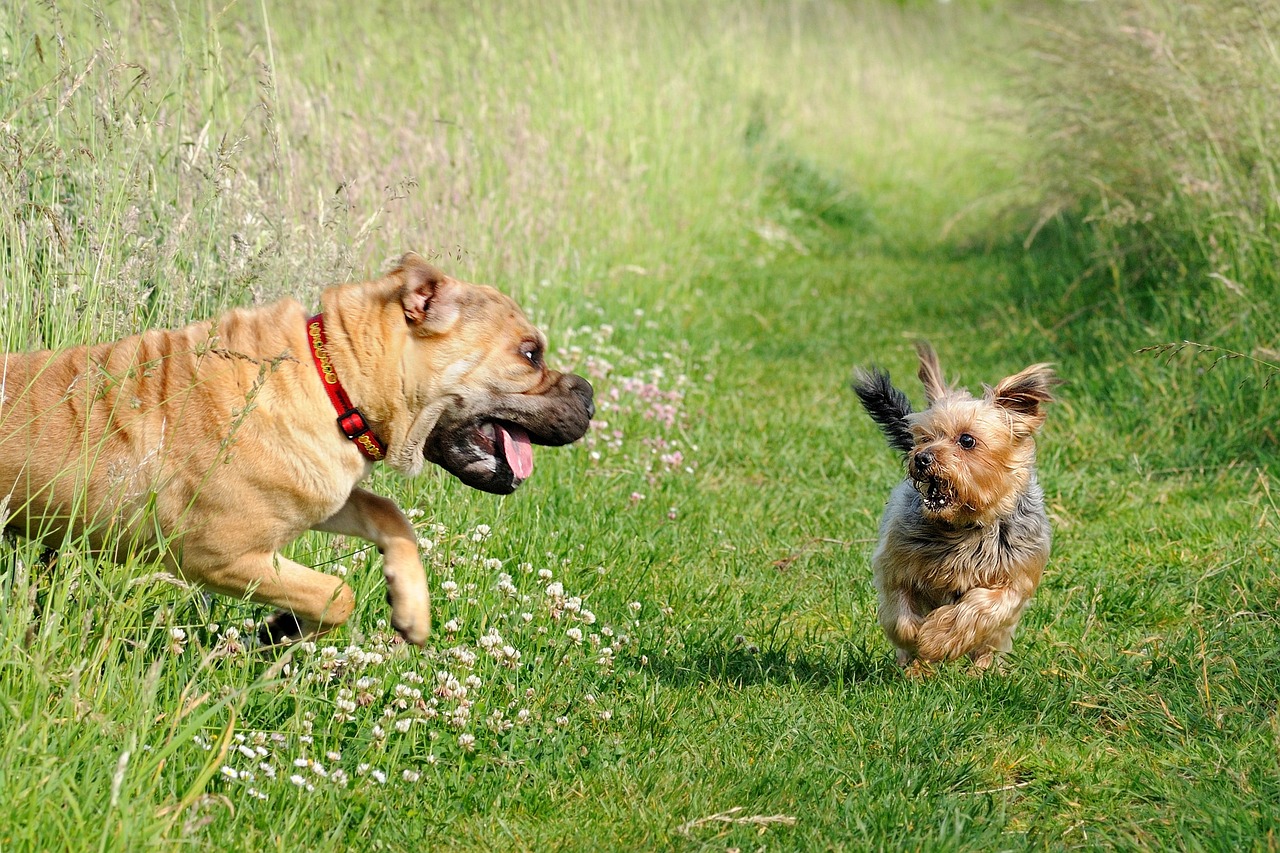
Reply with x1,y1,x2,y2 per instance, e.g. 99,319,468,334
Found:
853,343,1059,669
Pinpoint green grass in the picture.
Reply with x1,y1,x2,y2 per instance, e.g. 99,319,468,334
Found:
1,1,1278,850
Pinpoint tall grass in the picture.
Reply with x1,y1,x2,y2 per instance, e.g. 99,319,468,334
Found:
1010,0,1280,466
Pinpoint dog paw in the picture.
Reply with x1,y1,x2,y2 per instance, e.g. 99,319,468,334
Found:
915,605,967,661
259,611,305,646
901,659,935,680
390,610,430,646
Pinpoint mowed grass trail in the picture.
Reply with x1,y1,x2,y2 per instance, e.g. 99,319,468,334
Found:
1,2,1278,850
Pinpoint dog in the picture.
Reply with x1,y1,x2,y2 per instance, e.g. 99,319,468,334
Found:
853,343,1058,669
0,253,594,646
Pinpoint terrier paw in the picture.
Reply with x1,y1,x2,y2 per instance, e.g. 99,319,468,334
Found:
915,605,965,661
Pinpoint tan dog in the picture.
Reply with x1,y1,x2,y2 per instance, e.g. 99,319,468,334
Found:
0,253,594,645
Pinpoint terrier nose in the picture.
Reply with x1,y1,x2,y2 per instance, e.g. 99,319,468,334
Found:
915,450,934,470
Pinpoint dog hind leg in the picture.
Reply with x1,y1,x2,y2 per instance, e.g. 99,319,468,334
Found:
194,552,356,645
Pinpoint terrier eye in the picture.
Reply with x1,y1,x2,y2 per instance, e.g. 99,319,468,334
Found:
958,433,977,450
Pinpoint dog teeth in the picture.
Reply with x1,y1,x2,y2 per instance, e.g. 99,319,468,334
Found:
479,422,497,442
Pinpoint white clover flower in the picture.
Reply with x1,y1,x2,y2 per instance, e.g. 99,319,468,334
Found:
326,751,342,762
425,754,438,765
395,718,413,733
628,601,642,614
566,627,583,645
405,508,424,519
371,769,387,785
449,706,472,729
441,580,460,601
458,733,476,752
168,627,187,655
485,558,504,571
417,537,436,553
443,618,460,634
521,612,533,623
555,716,569,727
479,628,503,651
598,709,613,722
537,568,553,581
402,769,421,783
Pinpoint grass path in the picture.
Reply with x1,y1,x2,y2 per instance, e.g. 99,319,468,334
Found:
5,214,1276,851
427,238,1279,849
2,3,1278,849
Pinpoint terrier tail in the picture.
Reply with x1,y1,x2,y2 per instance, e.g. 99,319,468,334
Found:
852,366,914,454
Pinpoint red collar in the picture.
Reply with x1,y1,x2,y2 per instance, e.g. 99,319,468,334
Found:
305,314,387,461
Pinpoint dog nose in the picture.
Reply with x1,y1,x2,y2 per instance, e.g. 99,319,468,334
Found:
568,373,595,419
915,450,934,470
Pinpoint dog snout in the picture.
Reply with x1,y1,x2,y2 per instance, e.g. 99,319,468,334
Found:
565,372,595,419
914,450,934,471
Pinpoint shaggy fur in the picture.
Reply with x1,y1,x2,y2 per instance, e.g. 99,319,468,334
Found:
852,342,1059,669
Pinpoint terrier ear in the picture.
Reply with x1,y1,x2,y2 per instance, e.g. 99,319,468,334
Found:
987,363,1060,426
396,252,459,334
915,341,948,406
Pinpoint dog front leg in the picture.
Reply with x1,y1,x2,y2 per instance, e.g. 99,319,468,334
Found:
313,487,430,645
914,585,1030,663
877,584,925,667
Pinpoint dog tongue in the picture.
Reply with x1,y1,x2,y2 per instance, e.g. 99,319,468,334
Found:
499,424,533,480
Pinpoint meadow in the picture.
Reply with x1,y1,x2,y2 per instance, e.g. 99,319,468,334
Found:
0,0,1278,849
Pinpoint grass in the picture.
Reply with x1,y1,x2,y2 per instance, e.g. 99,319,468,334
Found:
1,0,1278,850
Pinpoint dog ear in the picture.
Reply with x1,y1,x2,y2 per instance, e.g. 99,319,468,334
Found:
987,363,1059,425
915,341,948,405
396,253,460,335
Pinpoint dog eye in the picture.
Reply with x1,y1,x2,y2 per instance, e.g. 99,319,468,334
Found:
519,341,543,368
958,433,977,450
